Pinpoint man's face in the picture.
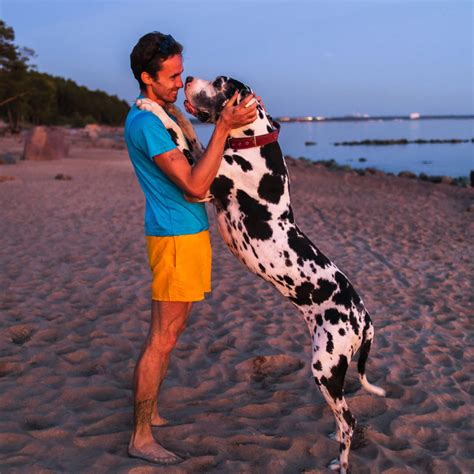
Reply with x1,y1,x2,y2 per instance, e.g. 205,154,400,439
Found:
142,54,184,105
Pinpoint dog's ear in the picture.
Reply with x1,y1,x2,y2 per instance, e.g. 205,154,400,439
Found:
237,87,253,105
213,77,253,122
224,78,249,102
212,76,227,91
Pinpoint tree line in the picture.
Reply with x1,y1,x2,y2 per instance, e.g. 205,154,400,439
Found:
0,20,129,131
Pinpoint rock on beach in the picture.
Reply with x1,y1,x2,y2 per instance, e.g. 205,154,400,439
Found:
23,126,69,161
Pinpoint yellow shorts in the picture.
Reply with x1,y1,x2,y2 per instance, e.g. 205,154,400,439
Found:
146,230,212,302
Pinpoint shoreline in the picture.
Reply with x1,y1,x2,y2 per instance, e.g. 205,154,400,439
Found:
1,129,472,183
286,156,473,187
191,114,474,124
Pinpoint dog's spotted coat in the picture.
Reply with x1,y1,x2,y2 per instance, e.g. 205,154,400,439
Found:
136,76,385,473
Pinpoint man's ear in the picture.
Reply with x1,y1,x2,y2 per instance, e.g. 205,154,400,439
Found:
141,71,154,87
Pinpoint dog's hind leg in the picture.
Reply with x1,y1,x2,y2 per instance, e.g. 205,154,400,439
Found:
312,351,355,474
358,314,386,397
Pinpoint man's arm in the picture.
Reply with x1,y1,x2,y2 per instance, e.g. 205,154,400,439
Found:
153,93,257,199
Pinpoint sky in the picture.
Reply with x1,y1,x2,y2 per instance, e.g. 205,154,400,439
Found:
1,0,473,117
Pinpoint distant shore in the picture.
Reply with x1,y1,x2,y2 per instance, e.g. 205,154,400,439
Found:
275,114,474,123
333,137,474,146
190,114,474,124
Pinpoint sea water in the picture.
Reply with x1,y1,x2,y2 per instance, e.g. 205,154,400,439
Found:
194,118,474,178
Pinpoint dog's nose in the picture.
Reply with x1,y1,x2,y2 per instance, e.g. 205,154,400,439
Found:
185,76,194,85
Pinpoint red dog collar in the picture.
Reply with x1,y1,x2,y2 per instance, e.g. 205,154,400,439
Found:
226,121,280,151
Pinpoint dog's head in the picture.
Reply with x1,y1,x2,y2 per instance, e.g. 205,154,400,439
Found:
184,75,253,123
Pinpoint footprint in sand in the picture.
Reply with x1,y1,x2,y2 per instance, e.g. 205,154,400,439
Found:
235,354,305,381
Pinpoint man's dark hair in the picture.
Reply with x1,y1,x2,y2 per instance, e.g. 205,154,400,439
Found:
130,32,183,90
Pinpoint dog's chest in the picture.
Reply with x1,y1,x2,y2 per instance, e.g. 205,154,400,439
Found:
217,147,266,187
212,144,296,288
215,207,294,294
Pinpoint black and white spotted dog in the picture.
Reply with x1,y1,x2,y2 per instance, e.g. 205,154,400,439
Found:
136,76,385,473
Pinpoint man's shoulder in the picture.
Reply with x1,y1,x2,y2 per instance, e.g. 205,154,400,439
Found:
125,106,171,148
126,106,166,132
125,104,177,159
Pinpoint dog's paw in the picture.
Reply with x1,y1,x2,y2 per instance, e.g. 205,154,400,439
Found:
183,192,214,203
328,458,340,471
136,98,156,112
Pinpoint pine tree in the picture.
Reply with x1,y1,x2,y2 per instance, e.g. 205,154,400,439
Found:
0,20,35,132
0,20,129,129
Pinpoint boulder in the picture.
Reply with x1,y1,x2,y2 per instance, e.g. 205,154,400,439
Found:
398,171,417,179
439,175,455,185
0,119,8,136
84,124,101,140
23,126,69,161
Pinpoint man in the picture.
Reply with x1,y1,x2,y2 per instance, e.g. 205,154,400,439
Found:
124,32,257,464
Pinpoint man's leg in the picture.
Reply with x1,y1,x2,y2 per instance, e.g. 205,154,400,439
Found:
129,300,192,464
152,301,192,425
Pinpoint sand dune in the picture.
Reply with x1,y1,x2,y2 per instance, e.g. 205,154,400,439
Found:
0,143,473,473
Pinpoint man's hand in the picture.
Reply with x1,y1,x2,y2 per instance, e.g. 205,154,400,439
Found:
153,92,258,200
219,92,258,130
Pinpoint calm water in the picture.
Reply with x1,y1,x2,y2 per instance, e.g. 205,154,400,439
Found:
195,118,474,178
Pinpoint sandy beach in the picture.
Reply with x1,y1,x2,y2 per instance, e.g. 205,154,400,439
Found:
1,135,473,473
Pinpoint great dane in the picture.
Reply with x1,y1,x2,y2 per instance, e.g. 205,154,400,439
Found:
136,75,386,473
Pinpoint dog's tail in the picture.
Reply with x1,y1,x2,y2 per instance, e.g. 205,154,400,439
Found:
358,315,386,397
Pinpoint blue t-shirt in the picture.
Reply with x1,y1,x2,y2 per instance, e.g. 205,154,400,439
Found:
124,97,209,236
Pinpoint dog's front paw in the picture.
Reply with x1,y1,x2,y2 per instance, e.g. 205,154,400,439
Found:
136,98,157,112
183,192,214,203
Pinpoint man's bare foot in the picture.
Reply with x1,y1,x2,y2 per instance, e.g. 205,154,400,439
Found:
151,414,169,426
128,441,182,465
